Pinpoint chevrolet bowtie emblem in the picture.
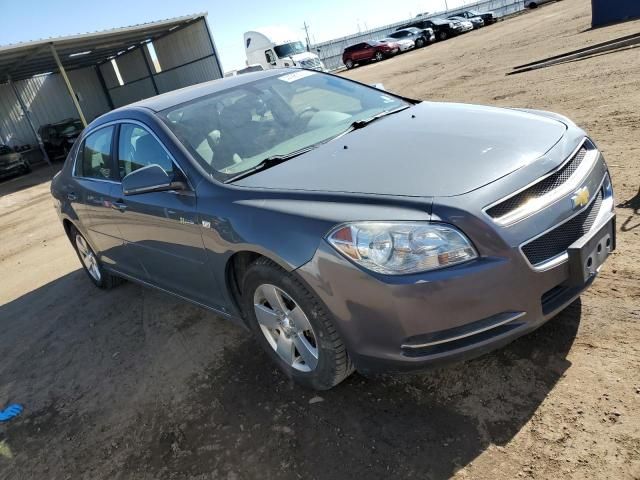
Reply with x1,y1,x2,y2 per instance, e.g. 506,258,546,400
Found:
572,187,590,209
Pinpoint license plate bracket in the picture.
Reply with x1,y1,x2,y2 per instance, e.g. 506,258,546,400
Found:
567,213,616,287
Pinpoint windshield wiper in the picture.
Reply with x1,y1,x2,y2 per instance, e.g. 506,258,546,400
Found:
346,105,411,133
224,145,316,183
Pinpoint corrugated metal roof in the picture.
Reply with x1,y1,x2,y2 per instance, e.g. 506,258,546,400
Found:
0,13,207,82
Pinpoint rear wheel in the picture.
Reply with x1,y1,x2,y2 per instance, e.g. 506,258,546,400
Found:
439,31,449,41
70,226,121,289
242,258,354,390
374,51,384,62
345,59,354,69
528,2,538,8
415,38,425,48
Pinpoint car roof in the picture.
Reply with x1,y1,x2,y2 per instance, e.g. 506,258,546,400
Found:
121,69,287,113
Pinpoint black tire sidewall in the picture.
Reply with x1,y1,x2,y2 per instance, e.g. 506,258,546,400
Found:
242,262,345,390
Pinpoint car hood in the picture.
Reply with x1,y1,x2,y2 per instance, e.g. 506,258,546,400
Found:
234,102,568,197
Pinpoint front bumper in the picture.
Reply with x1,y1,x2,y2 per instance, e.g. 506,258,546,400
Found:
296,160,614,374
0,161,28,178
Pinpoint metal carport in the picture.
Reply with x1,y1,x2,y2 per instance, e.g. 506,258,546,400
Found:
0,13,223,164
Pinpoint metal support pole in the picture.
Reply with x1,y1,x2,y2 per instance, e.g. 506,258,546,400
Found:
8,78,51,166
141,47,160,95
50,43,88,127
303,22,312,51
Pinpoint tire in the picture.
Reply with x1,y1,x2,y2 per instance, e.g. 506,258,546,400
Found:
21,162,31,174
242,258,354,390
345,59,354,69
374,51,384,62
415,38,425,48
439,31,448,41
70,226,122,289
528,2,538,8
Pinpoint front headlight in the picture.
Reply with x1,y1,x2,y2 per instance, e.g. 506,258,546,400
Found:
327,222,478,275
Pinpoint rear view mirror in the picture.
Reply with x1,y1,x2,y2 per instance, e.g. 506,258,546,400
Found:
122,164,185,195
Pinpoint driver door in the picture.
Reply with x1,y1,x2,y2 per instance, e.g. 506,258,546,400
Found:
110,122,222,308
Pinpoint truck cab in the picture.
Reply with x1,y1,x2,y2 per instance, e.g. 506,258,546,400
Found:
244,28,325,71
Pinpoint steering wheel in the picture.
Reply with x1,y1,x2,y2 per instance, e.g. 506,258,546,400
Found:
298,106,320,118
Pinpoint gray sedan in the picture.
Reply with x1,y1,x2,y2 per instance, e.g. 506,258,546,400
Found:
51,69,615,390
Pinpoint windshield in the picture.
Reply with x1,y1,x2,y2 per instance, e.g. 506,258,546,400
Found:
161,71,409,182
274,41,306,58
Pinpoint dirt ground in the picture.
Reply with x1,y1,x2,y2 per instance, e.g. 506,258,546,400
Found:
1,0,639,478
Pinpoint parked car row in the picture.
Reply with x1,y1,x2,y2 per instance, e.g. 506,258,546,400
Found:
342,10,496,69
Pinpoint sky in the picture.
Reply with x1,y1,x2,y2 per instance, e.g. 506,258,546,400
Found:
0,0,472,71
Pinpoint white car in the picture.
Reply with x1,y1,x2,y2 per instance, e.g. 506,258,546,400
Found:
380,37,414,52
455,19,474,32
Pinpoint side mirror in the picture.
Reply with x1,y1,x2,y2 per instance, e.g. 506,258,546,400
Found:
122,164,185,195
371,83,386,91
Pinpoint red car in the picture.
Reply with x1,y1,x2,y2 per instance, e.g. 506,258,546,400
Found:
342,40,399,69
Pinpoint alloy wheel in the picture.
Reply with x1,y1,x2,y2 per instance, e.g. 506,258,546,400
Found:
253,284,319,372
75,234,101,282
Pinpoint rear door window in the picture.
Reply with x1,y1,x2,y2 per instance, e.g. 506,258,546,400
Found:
77,126,114,180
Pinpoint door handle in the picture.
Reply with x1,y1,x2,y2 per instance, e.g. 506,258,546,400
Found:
67,192,77,201
111,201,128,212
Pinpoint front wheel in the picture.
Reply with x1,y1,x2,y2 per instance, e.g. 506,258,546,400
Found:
374,51,384,62
242,258,354,390
439,31,449,41
345,59,354,69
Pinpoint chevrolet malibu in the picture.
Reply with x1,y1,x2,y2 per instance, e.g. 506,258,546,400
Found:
51,69,615,390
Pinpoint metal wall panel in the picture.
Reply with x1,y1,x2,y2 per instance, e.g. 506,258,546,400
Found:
99,61,120,89
155,56,221,93
1,15,222,145
0,66,110,145
315,0,525,71
109,77,156,108
67,67,111,121
115,48,149,83
153,20,214,70
0,83,34,146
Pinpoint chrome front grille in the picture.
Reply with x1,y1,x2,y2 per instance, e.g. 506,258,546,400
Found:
521,188,603,266
485,139,599,225
488,147,587,219
300,58,322,70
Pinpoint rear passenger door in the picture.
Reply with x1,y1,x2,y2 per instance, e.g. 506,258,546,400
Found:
72,125,141,274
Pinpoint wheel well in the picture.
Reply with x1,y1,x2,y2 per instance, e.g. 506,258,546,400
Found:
62,218,74,241
226,251,263,320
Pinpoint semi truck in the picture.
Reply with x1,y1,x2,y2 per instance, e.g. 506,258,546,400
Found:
244,27,326,71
